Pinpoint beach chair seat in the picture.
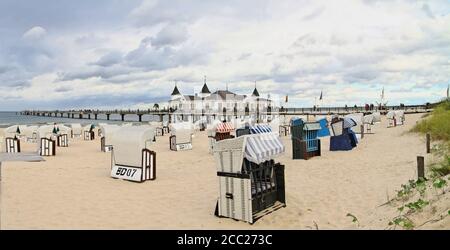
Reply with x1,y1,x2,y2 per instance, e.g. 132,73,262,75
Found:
5,137,21,153
110,126,156,182
213,134,286,224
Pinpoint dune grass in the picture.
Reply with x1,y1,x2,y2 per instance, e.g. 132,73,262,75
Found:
411,101,450,176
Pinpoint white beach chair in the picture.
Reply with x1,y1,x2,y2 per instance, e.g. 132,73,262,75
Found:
344,113,364,134
213,133,286,224
82,124,95,140
169,122,193,151
149,121,164,136
99,124,121,152
56,125,71,147
394,110,405,125
386,111,396,127
4,136,21,153
110,126,156,182
363,114,375,133
37,125,56,156
70,123,83,138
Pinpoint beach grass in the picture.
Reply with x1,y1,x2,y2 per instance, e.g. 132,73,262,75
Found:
411,101,450,176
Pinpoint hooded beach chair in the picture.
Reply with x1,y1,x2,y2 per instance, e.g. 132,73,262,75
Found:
169,122,193,151
215,122,235,141
149,121,164,136
99,124,121,152
37,125,56,156
394,110,405,125
363,114,375,134
207,120,222,153
290,118,321,160
329,117,358,151
110,126,156,182
56,124,71,147
82,124,95,140
344,113,364,135
213,133,286,224
162,121,170,134
70,123,83,138
386,111,396,127
4,136,21,153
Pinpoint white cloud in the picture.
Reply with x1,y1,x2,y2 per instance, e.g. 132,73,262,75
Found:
22,26,47,40
1,0,450,110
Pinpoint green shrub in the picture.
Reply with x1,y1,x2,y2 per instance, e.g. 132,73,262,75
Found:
412,102,450,176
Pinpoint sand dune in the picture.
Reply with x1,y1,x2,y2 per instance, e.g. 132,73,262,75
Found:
1,113,448,229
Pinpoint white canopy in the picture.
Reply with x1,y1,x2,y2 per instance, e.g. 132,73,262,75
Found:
111,126,155,167
386,111,395,119
344,113,363,133
170,122,193,144
23,125,39,138
70,123,82,135
372,112,381,123
37,125,55,139
363,114,374,124
57,124,71,135
100,124,121,145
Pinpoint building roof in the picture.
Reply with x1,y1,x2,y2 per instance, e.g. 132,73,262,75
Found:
252,87,260,97
171,85,181,96
205,90,246,101
200,83,211,94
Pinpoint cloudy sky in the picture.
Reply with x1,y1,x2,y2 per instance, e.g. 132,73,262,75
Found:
0,0,449,110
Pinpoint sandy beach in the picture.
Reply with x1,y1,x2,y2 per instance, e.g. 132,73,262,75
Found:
1,113,449,229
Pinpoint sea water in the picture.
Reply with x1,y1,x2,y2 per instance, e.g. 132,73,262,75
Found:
0,112,162,128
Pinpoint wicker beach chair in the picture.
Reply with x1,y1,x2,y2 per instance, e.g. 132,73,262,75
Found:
290,118,321,160
329,118,358,151
213,133,286,224
110,126,156,182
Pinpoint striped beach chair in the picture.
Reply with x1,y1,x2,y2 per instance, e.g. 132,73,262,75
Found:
213,133,286,224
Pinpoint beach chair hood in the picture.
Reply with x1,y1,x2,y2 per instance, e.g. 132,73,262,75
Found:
363,114,374,124
111,126,155,167
100,124,121,145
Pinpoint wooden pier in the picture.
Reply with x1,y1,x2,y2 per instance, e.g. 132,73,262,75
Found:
19,104,432,123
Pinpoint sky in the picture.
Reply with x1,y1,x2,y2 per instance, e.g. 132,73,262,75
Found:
0,0,449,111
